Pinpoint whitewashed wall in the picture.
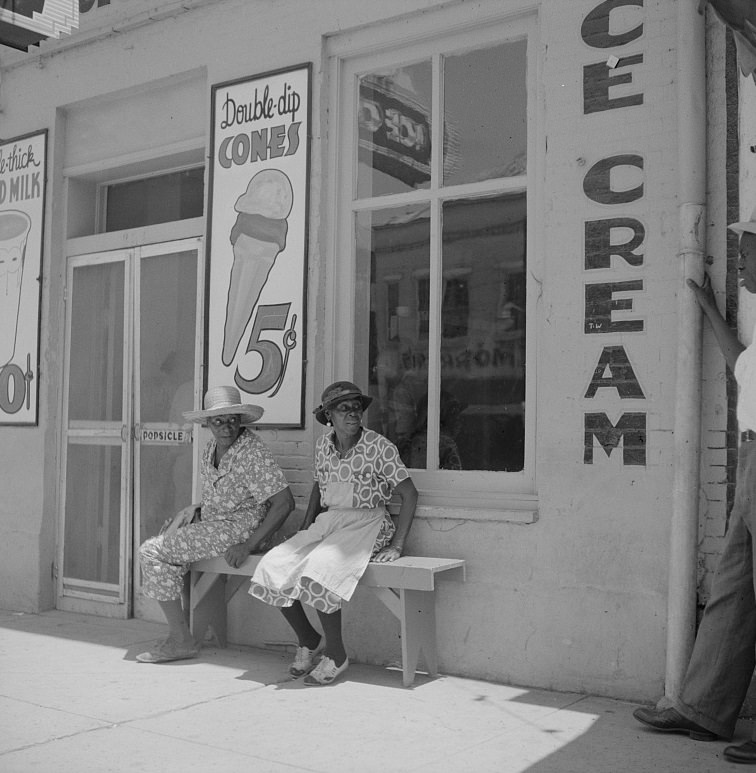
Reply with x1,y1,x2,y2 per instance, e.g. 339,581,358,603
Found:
0,0,722,701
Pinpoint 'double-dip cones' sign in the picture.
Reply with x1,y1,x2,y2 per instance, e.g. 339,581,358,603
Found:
207,63,311,428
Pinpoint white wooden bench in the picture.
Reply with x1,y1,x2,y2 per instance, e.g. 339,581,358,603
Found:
189,554,466,686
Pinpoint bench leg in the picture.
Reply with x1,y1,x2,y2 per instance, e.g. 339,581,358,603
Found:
190,571,228,647
400,589,437,687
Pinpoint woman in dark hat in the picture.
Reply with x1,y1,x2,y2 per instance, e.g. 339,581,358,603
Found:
248,380,418,685
136,386,294,663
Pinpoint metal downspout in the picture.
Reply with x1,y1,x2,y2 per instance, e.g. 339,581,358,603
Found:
665,1,707,701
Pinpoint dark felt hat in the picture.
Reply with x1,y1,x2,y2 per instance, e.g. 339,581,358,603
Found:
313,381,373,425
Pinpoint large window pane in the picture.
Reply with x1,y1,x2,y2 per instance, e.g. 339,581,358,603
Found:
139,250,197,424
63,443,122,584
357,62,432,198
345,19,531,483
443,40,527,186
441,193,526,471
68,262,124,422
105,167,204,232
358,205,430,467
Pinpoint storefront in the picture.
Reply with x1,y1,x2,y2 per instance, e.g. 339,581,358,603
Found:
0,0,742,702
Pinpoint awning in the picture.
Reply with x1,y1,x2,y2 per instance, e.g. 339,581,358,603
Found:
0,0,78,51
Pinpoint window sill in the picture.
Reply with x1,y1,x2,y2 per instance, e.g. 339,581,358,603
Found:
389,493,538,524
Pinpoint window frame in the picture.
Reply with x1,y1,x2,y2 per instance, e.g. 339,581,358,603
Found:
325,7,541,511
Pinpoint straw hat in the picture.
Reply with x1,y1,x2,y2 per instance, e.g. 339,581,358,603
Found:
183,385,264,425
313,380,372,425
729,206,756,236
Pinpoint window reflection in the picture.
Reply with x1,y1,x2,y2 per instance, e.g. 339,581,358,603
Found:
441,194,526,471
357,63,432,198
353,35,529,474
443,40,527,186
357,206,430,467
361,194,526,472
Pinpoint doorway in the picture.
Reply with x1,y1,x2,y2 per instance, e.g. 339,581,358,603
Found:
57,238,202,619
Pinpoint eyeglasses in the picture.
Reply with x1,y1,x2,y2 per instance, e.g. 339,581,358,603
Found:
331,402,364,415
209,415,241,428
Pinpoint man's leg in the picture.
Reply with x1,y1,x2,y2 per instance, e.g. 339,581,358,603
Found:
636,442,756,739
676,510,756,738
676,442,756,738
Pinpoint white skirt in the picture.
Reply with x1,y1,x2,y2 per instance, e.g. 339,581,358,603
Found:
249,507,391,604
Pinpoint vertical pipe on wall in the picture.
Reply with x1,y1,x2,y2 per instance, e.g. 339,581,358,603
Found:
665,1,707,701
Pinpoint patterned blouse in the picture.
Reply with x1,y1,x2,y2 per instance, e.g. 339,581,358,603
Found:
314,427,411,509
200,428,288,523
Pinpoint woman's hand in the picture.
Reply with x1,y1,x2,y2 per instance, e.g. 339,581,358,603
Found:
372,545,402,563
159,505,200,537
224,542,251,568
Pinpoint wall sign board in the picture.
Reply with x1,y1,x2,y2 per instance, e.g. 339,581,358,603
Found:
0,130,46,426
206,64,311,427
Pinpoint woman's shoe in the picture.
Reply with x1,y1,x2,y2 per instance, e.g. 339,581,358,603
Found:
136,638,199,663
303,656,349,685
289,640,324,677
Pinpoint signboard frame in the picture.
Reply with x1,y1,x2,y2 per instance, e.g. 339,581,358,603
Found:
0,128,47,426
206,63,311,428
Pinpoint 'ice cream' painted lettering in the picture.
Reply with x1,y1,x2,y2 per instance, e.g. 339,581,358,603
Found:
581,0,648,466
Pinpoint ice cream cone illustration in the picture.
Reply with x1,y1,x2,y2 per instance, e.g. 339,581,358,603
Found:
222,169,294,367
0,210,31,367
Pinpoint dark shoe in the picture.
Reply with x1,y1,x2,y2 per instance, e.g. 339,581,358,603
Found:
632,706,717,741
724,741,756,764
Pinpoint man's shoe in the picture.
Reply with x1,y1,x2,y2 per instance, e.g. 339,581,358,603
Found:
303,656,349,686
724,741,756,764
632,706,717,741
289,640,324,677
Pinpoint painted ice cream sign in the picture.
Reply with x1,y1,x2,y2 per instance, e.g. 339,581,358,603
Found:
207,64,310,426
0,131,46,426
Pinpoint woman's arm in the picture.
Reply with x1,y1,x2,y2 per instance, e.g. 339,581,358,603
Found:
372,477,418,563
224,487,294,568
159,503,201,536
301,482,323,530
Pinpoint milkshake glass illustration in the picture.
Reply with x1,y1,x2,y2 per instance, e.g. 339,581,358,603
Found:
0,210,31,366
222,169,294,366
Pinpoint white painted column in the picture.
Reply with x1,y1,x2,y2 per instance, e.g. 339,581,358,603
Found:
664,1,707,701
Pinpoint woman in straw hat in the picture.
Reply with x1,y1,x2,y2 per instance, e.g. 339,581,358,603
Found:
136,385,294,663
248,380,418,685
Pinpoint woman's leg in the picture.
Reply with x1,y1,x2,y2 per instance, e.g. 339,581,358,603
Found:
316,608,346,667
139,520,248,653
280,601,321,649
158,598,195,647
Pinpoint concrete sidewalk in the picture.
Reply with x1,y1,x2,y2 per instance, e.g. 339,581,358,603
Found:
0,609,750,772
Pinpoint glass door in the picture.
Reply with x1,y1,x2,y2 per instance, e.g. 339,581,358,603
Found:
59,250,131,611
58,238,202,618
133,241,200,620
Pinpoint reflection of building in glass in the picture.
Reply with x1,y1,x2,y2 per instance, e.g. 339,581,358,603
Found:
366,193,526,472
